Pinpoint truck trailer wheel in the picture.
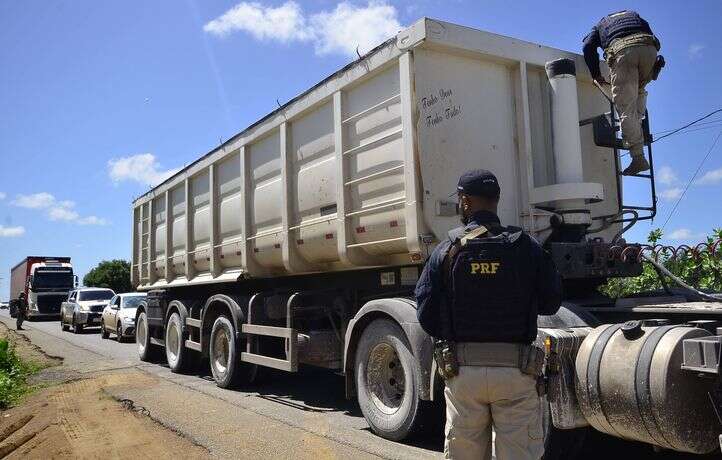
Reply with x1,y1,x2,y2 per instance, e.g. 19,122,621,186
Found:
355,318,429,441
209,316,246,388
136,311,159,362
165,312,190,373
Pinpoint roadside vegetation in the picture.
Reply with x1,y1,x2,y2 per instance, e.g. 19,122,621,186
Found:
0,339,39,409
601,228,722,298
84,259,132,293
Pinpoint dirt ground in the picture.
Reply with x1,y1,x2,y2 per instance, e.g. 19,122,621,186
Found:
0,324,210,459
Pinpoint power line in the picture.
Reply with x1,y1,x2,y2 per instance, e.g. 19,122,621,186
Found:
652,118,722,136
661,128,722,230
673,123,722,135
653,108,722,143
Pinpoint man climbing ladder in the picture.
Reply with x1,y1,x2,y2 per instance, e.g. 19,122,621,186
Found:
583,10,663,176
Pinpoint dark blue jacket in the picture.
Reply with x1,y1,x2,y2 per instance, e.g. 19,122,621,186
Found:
582,10,655,79
414,210,562,340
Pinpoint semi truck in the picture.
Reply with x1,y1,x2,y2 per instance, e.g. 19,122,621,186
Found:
130,18,722,457
10,256,75,319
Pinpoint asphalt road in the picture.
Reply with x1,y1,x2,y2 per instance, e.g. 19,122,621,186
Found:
0,310,443,459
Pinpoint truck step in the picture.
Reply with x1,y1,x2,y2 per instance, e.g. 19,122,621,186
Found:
242,324,295,338
185,339,202,352
241,352,297,372
150,337,165,347
185,318,201,329
241,323,298,373
682,335,721,374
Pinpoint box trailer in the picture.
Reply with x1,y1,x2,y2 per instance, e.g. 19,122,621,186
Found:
10,256,74,318
131,18,722,457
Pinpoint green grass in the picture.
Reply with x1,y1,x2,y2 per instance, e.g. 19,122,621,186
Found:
0,339,38,409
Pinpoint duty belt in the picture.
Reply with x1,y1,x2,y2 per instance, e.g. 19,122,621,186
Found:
605,32,659,61
456,342,545,377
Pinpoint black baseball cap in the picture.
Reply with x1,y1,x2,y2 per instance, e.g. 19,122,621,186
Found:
456,169,500,198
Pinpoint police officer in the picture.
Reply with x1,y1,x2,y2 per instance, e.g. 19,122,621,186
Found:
415,169,562,460
16,292,28,330
583,10,661,176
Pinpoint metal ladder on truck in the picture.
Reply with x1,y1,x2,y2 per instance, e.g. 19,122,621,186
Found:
241,292,301,372
580,98,658,226
239,290,343,372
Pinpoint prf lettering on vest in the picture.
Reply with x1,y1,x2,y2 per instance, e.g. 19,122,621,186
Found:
470,262,501,275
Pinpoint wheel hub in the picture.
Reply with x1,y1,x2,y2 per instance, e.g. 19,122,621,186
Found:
137,315,146,352
167,321,180,361
212,327,230,375
366,343,405,415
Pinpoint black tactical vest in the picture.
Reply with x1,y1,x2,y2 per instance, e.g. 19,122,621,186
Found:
598,10,653,50
444,225,537,343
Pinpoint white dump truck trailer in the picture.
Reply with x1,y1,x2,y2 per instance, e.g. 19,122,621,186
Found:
131,18,722,457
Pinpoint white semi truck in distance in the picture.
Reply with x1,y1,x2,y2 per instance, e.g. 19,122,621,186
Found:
10,256,75,319
130,18,722,458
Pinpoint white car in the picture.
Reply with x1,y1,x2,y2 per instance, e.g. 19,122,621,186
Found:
100,293,146,342
60,288,116,333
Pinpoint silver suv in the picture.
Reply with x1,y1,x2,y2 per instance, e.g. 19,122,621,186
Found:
60,288,115,333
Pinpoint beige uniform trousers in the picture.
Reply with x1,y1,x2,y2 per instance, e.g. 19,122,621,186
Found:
608,43,658,158
444,366,544,460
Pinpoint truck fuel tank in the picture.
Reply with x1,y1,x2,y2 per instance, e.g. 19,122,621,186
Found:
575,322,718,454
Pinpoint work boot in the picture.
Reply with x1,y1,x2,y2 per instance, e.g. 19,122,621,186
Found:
622,156,650,176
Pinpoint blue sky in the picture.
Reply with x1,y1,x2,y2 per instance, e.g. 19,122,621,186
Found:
1,0,721,296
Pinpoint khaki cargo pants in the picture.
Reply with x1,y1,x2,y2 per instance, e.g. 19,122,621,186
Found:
608,42,658,158
444,366,544,460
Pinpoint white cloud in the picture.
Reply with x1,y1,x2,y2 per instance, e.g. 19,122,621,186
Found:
659,187,683,201
310,2,402,56
78,216,108,226
11,192,106,225
667,228,692,240
667,228,704,240
0,192,6,200
657,165,678,186
696,167,722,185
688,44,704,60
0,225,25,237
204,1,402,58
108,153,180,187
48,205,79,222
12,192,56,209
203,1,311,42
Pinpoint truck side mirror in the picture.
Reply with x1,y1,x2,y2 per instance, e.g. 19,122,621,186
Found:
73,275,79,288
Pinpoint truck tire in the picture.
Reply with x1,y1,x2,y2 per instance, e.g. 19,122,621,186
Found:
355,318,430,441
137,311,159,362
209,315,256,388
61,318,69,332
165,312,189,373
100,322,109,339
